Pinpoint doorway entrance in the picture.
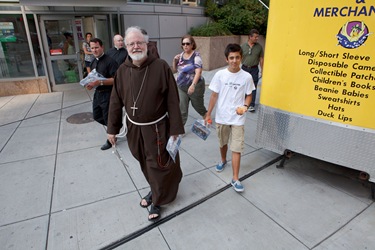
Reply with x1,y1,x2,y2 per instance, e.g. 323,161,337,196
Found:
39,15,111,91
40,16,83,91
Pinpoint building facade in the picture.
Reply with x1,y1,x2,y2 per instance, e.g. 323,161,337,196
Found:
0,0,207,95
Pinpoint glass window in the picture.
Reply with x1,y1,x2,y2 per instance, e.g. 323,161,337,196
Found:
52,59,79,84
111,13,120,35
0,14,38,78
197,0,206,7
181,0,199,6
44,20,74,56
128,0,181,4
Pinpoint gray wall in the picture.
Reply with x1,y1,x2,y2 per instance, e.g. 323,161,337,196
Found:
122,4,207,64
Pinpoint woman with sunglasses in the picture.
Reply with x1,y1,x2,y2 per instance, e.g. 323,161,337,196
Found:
172,35,207,126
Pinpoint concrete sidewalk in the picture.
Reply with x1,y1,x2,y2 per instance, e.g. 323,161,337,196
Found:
0,68,374,249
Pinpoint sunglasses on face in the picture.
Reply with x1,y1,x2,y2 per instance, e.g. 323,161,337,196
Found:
182,42,191,46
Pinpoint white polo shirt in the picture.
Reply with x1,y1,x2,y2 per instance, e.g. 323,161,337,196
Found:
209,68,255,126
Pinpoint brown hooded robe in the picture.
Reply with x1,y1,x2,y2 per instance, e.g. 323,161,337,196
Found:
107,54,185,206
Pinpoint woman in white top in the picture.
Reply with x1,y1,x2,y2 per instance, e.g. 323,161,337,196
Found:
82,32,95,73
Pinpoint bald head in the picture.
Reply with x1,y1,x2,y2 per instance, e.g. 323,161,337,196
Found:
113,34,124,49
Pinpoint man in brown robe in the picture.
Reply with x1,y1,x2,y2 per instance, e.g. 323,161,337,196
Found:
107,26,185,221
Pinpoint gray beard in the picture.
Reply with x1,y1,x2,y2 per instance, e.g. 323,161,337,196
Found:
129,50,147,61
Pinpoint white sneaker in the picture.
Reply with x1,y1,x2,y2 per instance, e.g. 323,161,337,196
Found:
248,106,255,112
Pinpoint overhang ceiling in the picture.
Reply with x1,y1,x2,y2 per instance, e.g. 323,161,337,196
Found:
19,0,126,7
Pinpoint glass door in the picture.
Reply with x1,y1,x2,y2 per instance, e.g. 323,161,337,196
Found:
40,16,84,90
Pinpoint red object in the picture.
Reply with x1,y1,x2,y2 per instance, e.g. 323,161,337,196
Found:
50,49,62,55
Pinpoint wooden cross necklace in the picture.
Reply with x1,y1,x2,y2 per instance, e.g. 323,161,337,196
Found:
130,66,148,116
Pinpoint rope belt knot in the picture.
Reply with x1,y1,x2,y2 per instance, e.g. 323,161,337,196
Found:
116,112,168,138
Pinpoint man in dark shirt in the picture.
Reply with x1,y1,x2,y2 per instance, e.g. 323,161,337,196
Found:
241,29,264,112
86,38,119,150
106,34,128,66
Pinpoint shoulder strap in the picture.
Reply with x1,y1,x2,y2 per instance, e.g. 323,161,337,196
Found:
178,52,184,64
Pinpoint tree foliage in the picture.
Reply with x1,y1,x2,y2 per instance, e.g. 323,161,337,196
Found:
192,0,269,36
189,22,232,36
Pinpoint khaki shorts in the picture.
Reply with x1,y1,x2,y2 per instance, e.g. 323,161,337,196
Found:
216,124,245,153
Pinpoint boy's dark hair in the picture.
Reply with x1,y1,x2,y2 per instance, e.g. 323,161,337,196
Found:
85,32,92,37
224,43,242,58
249,29,259,37
89,38,103,46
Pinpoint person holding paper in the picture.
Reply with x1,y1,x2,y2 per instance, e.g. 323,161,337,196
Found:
205,43,255,193
86,38,118,150
106,26,184,222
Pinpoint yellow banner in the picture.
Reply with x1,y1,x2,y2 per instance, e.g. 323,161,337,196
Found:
261,0,375,129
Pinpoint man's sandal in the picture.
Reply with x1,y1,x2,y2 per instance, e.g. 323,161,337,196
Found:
139,191,152,208
148,204,161,222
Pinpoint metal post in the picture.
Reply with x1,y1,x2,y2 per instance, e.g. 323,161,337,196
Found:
33,14,52,92
21,5,39,77
257,0,269,10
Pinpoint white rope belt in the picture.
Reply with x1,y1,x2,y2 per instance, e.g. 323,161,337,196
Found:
116,112,168,138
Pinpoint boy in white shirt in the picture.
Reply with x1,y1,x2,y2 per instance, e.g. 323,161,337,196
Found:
205,43,255,192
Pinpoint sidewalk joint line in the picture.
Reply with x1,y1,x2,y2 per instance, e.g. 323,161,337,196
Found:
99,154,283,250
44,92,64,250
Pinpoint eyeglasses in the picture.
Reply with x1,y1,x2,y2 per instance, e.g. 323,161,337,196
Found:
126,41,147,48
182,42,191,46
